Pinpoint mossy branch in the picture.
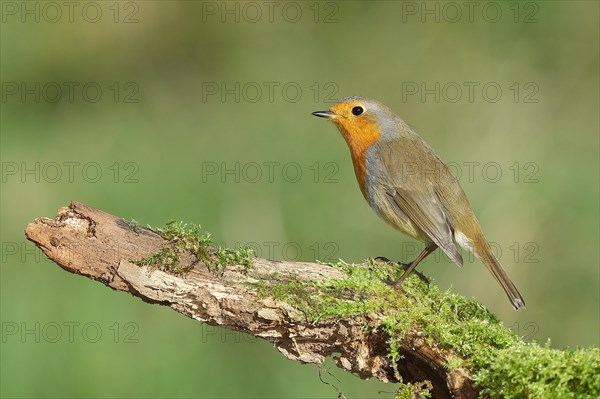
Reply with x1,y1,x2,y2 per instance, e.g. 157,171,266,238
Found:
25,202,599,399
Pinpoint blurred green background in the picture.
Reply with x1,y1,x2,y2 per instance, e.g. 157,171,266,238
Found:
1,1,598,398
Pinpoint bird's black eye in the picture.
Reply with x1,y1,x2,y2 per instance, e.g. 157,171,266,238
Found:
351,106,364,116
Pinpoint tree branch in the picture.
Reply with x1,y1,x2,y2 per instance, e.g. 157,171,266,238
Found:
25,201,475,398
25,202,598,399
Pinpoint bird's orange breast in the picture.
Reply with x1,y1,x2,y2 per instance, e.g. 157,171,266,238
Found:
333,118,382,199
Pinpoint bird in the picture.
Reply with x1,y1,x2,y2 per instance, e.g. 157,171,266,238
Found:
312,96,526,309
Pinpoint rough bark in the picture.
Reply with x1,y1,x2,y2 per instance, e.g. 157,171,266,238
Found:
25,201,476,399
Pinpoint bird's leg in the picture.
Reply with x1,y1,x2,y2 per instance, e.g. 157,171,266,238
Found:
394,244,437,288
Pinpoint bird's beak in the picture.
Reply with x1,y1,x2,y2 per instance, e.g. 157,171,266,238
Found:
311,110,338,119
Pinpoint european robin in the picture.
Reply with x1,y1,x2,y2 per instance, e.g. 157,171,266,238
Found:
312,96,525,309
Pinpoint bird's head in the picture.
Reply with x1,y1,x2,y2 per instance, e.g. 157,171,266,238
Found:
312,96,402,151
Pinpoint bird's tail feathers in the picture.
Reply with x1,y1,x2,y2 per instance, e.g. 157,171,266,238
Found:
478,242,526,310
456,230,526,310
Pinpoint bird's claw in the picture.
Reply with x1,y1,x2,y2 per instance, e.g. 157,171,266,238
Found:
372,256,430,286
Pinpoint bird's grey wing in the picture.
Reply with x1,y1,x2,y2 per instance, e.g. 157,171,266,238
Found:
385,187,463,266
376,139,463,266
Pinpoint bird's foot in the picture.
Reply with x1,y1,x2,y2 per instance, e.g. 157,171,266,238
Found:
372,256,430,286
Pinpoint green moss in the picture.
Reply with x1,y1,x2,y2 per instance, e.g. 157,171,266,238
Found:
256,259,599,399
475,342,600,399
395,381,432,399
132,221,253,277
444,356,464,371
215,245,255,276
132,247,189,274
159,220,213,261
257,261,403,324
